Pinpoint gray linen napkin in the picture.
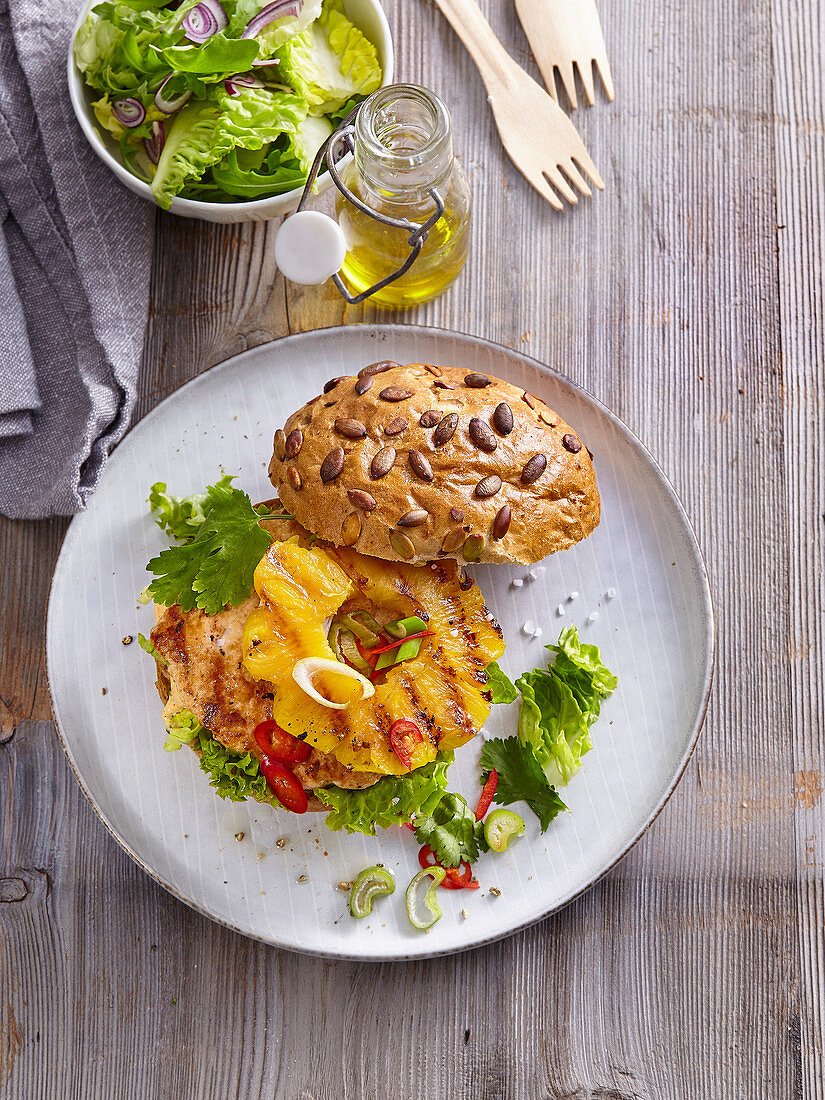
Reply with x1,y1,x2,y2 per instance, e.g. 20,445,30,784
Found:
0,0,154,518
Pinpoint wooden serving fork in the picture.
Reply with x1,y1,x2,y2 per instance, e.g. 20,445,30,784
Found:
432,0,604,209
514,0,614,108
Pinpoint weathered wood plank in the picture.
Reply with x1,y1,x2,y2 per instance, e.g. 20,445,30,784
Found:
771,0,825,1094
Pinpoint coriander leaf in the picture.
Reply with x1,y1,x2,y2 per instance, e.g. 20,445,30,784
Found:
485,660,518,704
315,754,453,834
146,479,271,614
413,792,484,868
480,737,567,832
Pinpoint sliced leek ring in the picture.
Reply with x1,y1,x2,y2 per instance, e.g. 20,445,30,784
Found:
292,656,375,710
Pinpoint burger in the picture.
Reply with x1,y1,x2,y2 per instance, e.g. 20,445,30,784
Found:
144,360,600,833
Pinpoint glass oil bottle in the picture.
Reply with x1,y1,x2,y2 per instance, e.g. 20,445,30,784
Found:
334,85,471,308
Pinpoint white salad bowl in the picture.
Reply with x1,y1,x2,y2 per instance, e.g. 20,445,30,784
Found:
67,0,394,223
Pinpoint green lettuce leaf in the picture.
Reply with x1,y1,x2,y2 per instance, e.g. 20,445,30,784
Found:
515,626,617,788
137,632,166,664
412,792,484,868
289,114,333,175
205,145,307,198
163,709,201,752
276,0,381,115
517,668,591,788
149,474,234,541
75,3,176,95
546,624,619,722
480,737,567,832
161,33,260,76
151,87,307,207
485,660,518,704
145,477,271,613
193,722,274,803
315,753,453,834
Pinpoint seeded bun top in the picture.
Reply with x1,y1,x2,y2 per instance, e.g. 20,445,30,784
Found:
267,361,600,566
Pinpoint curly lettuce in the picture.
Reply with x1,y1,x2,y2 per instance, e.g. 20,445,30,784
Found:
315,754,454,834
516,626,617,788
276,0,381,115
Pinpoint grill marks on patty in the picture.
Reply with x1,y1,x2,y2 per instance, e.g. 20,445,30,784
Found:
150,597,381,791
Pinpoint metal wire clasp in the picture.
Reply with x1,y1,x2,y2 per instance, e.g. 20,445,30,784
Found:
295,105,445,305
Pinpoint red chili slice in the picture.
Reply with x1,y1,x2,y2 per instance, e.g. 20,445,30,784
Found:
253,719,311,764
475,769,498,821
389,718,424,770
417,844,479,889
259,757,308,814
369,630,435,656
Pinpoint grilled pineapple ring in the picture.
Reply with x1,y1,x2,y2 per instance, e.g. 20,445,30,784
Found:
241,540,504,776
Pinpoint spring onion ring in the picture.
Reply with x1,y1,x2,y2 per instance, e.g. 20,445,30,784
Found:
406,867,446,930
292,656,375,710
349,866,395,918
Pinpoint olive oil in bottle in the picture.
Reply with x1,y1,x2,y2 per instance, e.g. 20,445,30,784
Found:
335,85,471,308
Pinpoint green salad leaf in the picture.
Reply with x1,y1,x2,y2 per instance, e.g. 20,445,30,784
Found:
480,738,567,832
149,474,234,540
152,87,307,207
145,477,271,613
193,721,274,803
516,626,617,788
412,792,484,868
161,32,260,76
162,709,201,752
485,660,518,704
276,0,381,114
315,754,454,834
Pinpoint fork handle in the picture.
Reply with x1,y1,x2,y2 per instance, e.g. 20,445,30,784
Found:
430,0,515,92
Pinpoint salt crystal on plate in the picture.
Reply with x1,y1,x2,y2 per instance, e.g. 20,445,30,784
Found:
522,620,536,636
556,605,565,617
606,588,617,600
568,591,579,601
532,627,543,638
529,566,545,580
587,612,599,623
511,578,524,588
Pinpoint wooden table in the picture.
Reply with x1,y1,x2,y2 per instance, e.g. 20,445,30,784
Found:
2,0,823,1095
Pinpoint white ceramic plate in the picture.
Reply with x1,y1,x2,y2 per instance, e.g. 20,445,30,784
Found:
47,325,714,961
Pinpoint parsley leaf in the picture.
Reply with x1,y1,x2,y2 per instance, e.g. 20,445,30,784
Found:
413,792,484,867
146,478,271,614
485,660,518,704
480,737,567,832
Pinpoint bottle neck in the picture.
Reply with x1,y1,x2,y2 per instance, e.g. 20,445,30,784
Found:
353,85,454,206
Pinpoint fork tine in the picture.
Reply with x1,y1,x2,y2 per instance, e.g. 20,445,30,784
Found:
542,167,578,206
576,59,597,108
594,55,615,101
527,170,564,211
552,58,578,110
570,147,605,191
558,160,592,198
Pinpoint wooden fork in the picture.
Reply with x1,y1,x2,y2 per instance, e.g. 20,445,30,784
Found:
432,0,604,210
514,0,615,108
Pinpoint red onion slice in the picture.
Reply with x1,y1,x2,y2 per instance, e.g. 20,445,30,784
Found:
182,0,228,43
143,120,166,165
224,72,266,95
154,73,194,114
241,0,302,38
112,97,146,128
